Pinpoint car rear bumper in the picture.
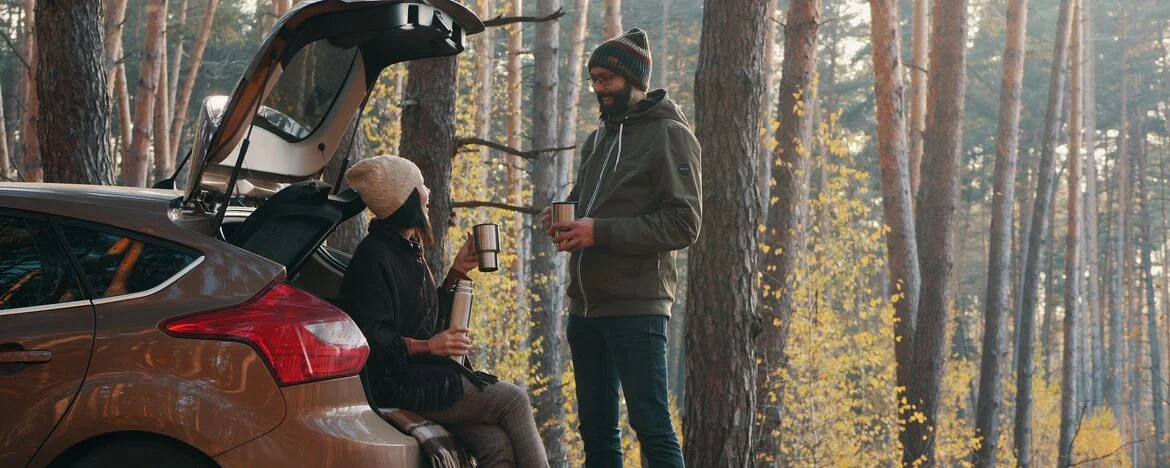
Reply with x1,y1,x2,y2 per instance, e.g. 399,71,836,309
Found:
213,375,421,467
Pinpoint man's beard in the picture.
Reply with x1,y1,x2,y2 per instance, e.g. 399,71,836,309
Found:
596,82,635,116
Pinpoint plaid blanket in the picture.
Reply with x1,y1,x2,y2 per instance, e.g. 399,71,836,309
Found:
379,408,476,468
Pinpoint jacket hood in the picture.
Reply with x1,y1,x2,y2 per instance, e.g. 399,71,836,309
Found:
602,89,688,128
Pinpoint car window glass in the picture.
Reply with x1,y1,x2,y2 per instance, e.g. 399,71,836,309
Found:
256,40,359,141
0,215,83,310
58,224,199,299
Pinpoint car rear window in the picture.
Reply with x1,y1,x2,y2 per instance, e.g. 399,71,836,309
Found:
256,40,359,141
57,224,200,299
0,215,84,310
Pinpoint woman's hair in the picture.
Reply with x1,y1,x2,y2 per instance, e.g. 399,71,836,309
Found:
381,188,435,246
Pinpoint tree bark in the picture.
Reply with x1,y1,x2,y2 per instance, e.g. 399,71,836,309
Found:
503,0,528,352
476,0,494,165
903,0,966,464
400,56,458,271
20,0,41,182
687,0,769,464
603,0,621,37
868,0,922,450
1057,3,1083,464
527,0,564,464
171,0,220,159
972,0,1028,465
35,0,114,185
1014,0,1075,464
1082,0,1102,410
1105,2,1129,424
152,23,173,184
102,0,127,97
123,0,167,187
0,74,10,180
756,0,819,462
1137,144,1167,467
168,0,189,133
1042,203,1057,383
909,0,928,197
557,0,588,198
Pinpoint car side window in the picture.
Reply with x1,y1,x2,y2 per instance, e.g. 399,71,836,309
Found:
0,215,84,310
57,224,199,299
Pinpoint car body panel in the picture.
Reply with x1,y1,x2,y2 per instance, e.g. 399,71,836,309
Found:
213,376,420,467
0,302,96,468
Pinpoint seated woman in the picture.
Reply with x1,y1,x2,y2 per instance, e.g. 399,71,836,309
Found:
339,155,548,468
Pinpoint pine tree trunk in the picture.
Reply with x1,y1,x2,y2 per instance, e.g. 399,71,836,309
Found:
527,0,564,464
0,75,10,180
1057,4,1083,463
758,0,779,211
603,0,621,37
903,0,966,463
35,0,114,185
1042,205,1057,383
557,0,588,197
1014,0,1075,463
152,23,173,184
324,116,370,254
102,0,127,97
123,0,167,187
400,56,458,270
503,0,527,350
687,0,769,464
972,0,1028,464
20,0,41,182
867,0,923,462
1105,3,1129,424
908,0,928,197
1137,146,1167,467
475,0,494,164
171,0,220,158
168,0,189,129
1082,0,1102,409
756,0,820,462
1125,120,1142,466
114,61,132,174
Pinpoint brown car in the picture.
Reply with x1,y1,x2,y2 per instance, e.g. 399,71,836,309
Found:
0,1,483,466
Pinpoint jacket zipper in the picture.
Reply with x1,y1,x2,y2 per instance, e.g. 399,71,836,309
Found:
578,125,622,317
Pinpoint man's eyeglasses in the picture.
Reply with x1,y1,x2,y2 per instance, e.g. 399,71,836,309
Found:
588,73,619,87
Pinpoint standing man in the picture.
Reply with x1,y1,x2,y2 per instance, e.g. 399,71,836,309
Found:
542,28,700,468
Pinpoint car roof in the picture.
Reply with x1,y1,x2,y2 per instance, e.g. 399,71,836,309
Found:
0,183,182,229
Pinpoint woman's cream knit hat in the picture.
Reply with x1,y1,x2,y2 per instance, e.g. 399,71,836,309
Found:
345,155,426,219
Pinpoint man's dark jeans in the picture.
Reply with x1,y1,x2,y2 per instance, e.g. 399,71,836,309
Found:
567,314,684,467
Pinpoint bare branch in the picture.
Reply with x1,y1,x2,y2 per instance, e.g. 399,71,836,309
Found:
1,32,30,71
482,7,565,27
453,201,540,215
455,137,574,161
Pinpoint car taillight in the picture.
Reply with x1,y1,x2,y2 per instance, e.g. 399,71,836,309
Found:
163,282,369,386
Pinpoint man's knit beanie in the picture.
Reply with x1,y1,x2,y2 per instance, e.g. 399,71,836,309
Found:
345,155,426,219
587,28,652,91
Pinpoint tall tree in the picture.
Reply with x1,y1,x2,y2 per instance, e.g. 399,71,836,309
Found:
557,0,588,197
503,0,528,350
867,0,922,461
171,0,221,158
686,0,769,463
476,0,495,165
103,0,130,165
903,0,967,463
1057,3,1083,464
122,0,167,187
1014,0,1075,463
20,0,41,182
756,0,820,462
0,78,10,180
152,23,173,184
35,0,114,185
167,0,189,123
1082,0,1102,409
603,0,621,37
972,0,1028,464
908,0,928,196
1137,142,1167,467
526,0,564,463
324,115,371,254
1104,1,1129,424
400,56,458,270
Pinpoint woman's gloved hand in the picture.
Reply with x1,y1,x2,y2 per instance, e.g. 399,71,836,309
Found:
426,327,472,357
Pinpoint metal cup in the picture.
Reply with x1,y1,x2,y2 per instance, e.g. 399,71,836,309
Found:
551,201,577,230
472,223,500,273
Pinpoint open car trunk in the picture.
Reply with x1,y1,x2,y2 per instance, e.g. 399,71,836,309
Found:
175,0,481,277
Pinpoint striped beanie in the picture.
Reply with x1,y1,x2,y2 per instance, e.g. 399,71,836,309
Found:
588,28,652,91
